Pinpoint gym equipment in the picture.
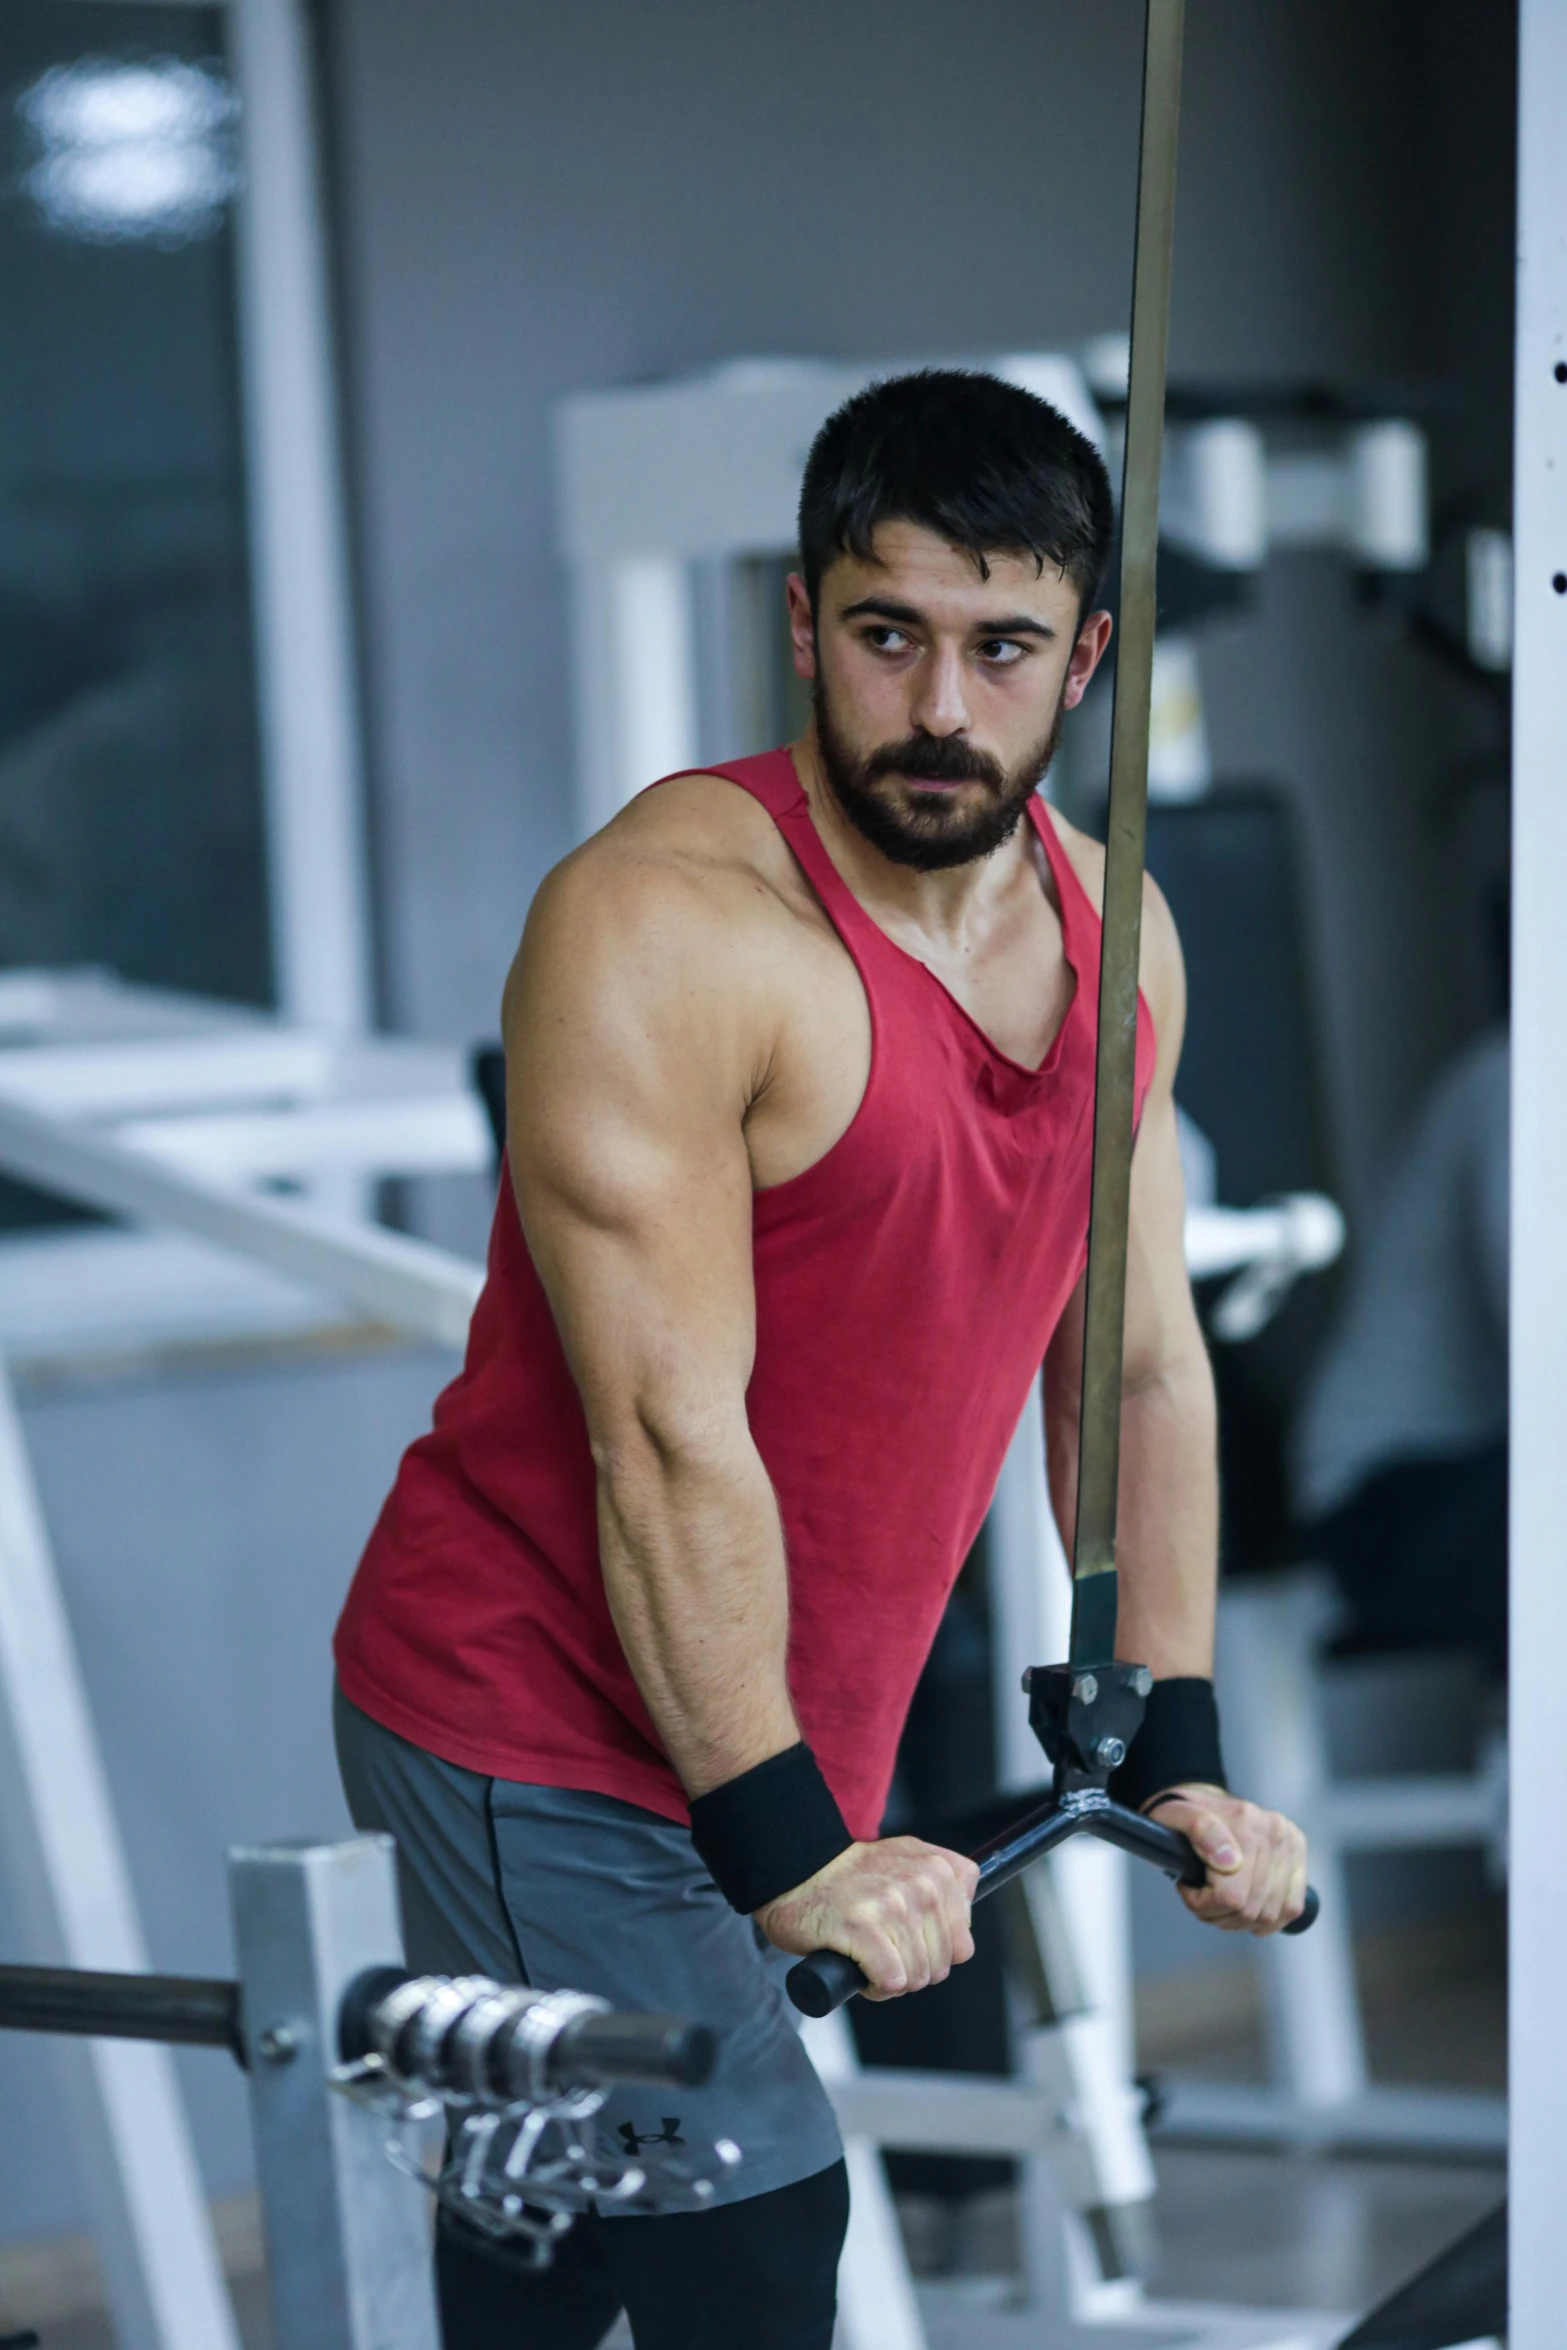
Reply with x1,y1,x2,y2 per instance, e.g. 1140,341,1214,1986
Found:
1336,2199,1504,2350
1163,1572,1508,2158
0,1835,728,2350
789,1662,1318,2016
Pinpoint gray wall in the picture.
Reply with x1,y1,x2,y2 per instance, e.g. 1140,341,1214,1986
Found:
0,1343,457,2238
329,0,1514,1221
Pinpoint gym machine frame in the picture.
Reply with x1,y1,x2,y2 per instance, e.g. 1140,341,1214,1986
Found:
787,0,1316,2031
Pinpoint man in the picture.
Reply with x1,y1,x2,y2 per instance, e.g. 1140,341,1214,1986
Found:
334,370,1308,2350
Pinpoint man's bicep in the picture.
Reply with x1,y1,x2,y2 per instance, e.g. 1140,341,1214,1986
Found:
501,868,761,1442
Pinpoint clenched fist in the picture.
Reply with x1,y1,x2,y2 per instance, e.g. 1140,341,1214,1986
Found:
755,1837,980,1999
1148,1783,1308,1933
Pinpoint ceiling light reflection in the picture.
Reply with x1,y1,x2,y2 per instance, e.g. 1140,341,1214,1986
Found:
18,57,240,246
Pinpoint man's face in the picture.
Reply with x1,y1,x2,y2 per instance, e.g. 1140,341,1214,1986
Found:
787,520,1112,872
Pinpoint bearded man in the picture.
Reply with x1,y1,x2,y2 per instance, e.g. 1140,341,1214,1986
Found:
333,369,1308,2350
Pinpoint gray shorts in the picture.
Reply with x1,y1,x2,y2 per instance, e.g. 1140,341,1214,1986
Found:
332,1686,842,2210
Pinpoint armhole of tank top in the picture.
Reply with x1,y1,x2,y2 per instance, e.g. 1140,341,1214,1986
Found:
1030,799,1091,940
1032,797,1160,1090
755,832,883,1205
637,754,884,1205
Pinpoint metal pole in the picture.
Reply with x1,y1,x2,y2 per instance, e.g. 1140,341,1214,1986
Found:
229,0,374,1037
0,1352,240,2350
1509,0,1567,2339
229,1836,442,2350
0,1967,241,2055
0,1094,481,1351
1070,0,1186,1667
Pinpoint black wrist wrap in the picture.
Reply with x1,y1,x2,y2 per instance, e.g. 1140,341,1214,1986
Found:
688,1743,853,1916
1109,1676,1227,1812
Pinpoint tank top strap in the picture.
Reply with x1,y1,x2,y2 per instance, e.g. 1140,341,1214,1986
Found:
1026,795,1096,960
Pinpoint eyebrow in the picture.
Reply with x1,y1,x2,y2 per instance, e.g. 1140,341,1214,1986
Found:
836,595,1058,640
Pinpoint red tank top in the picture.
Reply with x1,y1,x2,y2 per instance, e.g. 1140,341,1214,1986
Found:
335,751,1156,1840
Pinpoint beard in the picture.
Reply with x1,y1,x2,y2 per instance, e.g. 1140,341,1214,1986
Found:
813,676,1066,872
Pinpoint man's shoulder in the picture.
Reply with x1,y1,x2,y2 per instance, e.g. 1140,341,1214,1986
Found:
522,772,812,990
598,768,791,875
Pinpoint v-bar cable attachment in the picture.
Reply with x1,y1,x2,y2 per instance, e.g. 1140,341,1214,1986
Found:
787,1661,1318,2015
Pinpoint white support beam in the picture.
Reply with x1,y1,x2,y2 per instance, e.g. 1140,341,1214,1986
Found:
1216,1581,1367,2115
0,1096,481,1351
230,0,373,1034
1510,4,1567,2342
799,2013,928,2350
0,1355,240,2350
112,1094,492,1184
0,1031,333,1121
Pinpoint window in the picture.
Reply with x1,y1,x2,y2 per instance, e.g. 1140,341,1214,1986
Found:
0,4,271,1007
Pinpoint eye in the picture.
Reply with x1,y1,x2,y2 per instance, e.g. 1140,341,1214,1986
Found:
978,638,1029,667
862,624,912,654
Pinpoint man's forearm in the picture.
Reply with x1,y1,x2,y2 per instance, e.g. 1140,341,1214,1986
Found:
594,1430,800,1797
1046,1343,1219,1676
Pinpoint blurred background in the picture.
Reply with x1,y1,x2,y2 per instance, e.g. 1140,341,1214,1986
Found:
0,2,1516,2342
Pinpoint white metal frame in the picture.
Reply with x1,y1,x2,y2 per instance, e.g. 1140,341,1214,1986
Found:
229,0,373,1034
0,977,488,2349
68,0,373,1034
1510,5,1566,2342
1158,1572,1508,2159
5,0,370,2323
0,1355,239,2350
555,355,1428,843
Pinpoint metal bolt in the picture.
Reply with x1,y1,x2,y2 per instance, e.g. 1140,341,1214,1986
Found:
1132,1667,1154,1697
1095,1736,1128,1770
1020,1668,1034,1693
1073,1673,1099,1705
256,2021,299,2065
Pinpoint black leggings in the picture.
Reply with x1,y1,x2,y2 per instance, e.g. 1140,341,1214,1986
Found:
437,2157,849,2350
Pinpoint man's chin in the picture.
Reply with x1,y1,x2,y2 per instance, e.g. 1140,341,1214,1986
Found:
847,798,1032,873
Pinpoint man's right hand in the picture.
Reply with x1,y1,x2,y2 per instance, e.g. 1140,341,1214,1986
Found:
755,1837,979,2000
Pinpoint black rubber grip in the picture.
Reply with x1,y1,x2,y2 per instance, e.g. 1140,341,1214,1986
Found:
785,1949,869,2017
1284,1885,1320,1936
552,2010,717,2090
785,1839,1320,2013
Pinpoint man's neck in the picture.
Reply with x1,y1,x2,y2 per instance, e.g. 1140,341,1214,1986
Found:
787,726,1044,951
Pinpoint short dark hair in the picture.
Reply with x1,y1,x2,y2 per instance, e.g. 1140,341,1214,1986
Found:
798,369,1114,621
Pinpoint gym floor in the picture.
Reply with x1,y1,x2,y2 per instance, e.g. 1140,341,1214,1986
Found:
12,2141,1503,2350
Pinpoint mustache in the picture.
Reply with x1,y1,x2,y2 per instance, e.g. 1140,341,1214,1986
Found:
859,734,1007,790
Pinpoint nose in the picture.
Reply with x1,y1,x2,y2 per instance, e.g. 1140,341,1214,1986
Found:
909,642,971,738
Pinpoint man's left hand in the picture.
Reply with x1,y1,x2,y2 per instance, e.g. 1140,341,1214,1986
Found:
1146,1783,1307,1934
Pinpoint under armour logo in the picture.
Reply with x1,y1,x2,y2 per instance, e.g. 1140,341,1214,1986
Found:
618,2118,685,2152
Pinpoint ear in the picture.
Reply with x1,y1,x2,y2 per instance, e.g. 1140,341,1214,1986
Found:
1062,609,1113,710
785,572,818,683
